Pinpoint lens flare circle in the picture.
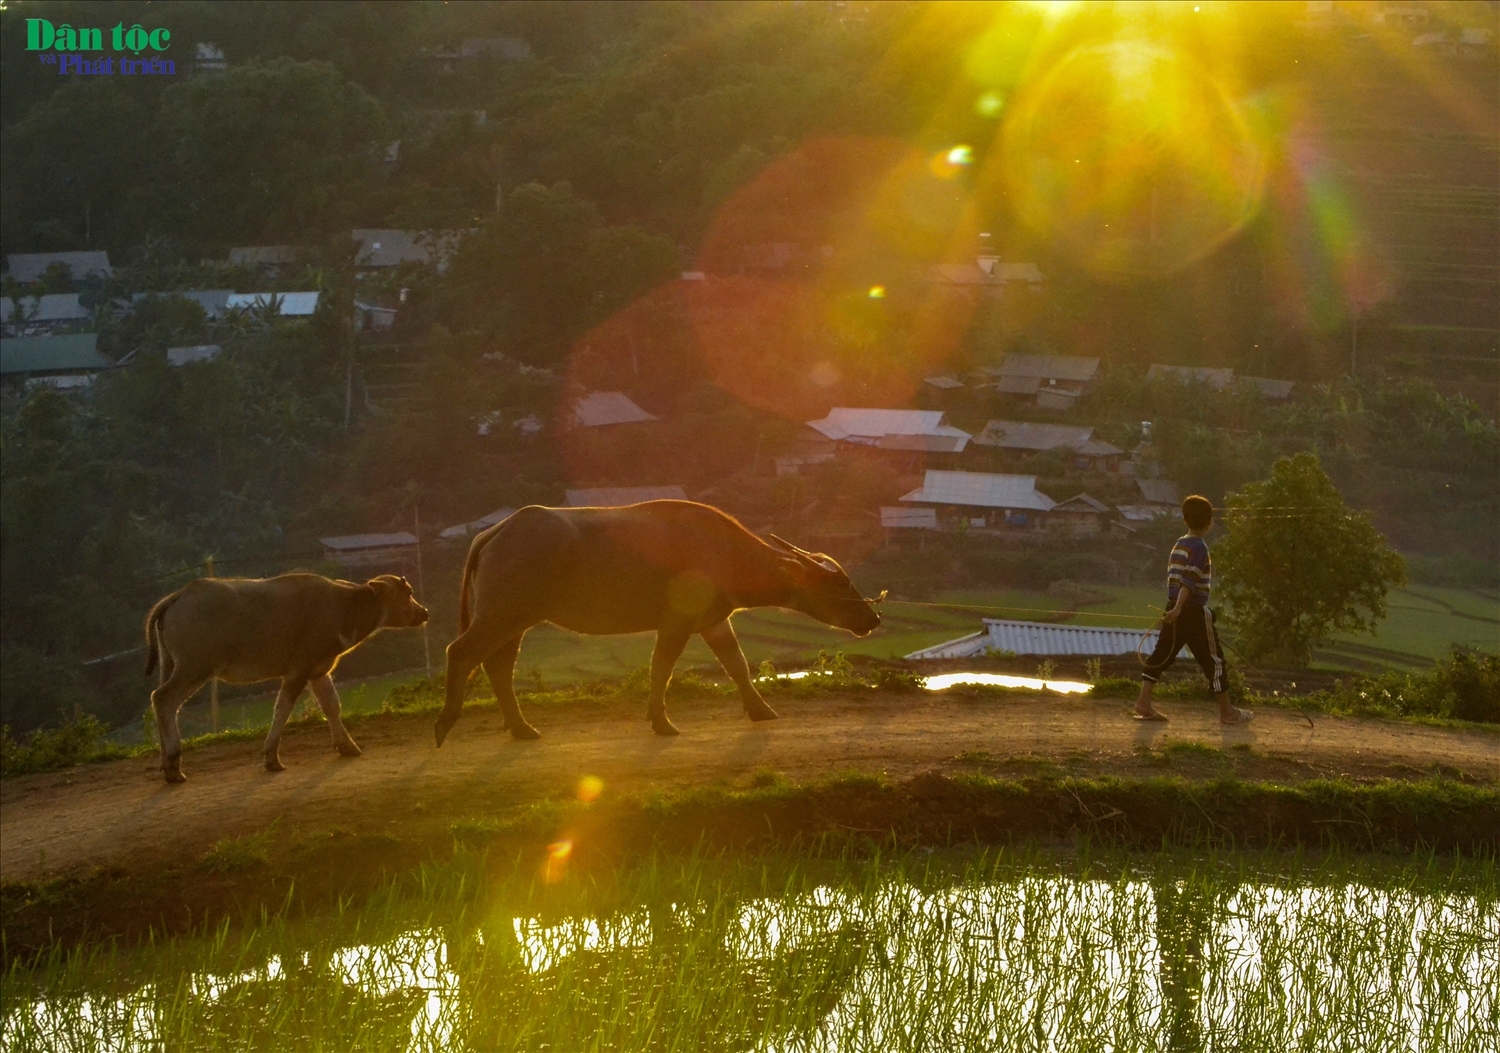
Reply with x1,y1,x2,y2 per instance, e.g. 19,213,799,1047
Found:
1001,41,1265,280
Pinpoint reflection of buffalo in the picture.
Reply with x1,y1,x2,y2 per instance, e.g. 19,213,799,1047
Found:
145,574,429,782
436,500,881,745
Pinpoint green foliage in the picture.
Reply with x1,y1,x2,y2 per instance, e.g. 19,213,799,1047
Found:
1302,649,1500,724
0,709,125,778
1217,453,1406,667
200,826,276,873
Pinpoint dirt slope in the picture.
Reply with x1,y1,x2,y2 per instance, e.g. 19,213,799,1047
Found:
4,691,1496,884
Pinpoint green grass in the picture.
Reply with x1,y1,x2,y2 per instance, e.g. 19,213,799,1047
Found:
3,841,1495,1052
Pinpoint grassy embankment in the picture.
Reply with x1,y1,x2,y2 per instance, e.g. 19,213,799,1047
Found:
121,583,1500,740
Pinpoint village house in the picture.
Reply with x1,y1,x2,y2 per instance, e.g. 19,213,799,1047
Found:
439,507,517,541
352,229,469,273
1,332,113,392
898,469,1055,530
907,618,1161,659
1047,493,1111,537
984,353,1100,410
1,293,91,336
1148,364,1294,400
806,408,971,453
130,289,234,320
166,345,221,366
319,532,418,569
224,292,321,317
227,246,301,275
5,250,113,284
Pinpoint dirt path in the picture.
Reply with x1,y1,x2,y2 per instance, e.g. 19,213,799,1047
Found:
4,692,1496,884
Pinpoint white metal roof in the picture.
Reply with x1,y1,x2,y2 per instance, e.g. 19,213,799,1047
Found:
573,391,657,427
6,251,112,283
806,408,970,445
973,420,1094,451
1137,478,1183,505
995,354,1099,382
906,618,1161,659
320,532,418,551
226,291,320,316
167,345,221,366
881,506,939,529
900,470,1055,512
565,486,686,507
1149,364,1235,389
877,432,970,453
924,375,964,389
1075,439,1124,457
2,293,90,323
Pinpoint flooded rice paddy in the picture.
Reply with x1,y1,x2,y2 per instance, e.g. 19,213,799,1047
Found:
4,850,1495,1052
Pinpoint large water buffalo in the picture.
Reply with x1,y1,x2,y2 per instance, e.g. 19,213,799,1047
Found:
436,500,881,745
144,573,429,782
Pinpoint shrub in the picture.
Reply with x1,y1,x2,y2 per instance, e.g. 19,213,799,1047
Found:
1306,648,1499,723
0,709,124,777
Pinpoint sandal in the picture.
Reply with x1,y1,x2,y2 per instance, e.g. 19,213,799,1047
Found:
1132,710,1168,722
1221,707,1255,726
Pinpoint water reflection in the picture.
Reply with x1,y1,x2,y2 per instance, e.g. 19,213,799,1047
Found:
778,670,1093,693
4,877,1494,1051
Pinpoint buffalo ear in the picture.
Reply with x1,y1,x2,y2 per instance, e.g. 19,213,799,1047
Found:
766,533,797,554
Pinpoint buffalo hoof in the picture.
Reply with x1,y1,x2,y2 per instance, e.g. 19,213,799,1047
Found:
434,712,459,748
336,739,363,758
651,717,681,737
164,769,187,785
746,703,779,722
510,722,541,741
265,756,286,773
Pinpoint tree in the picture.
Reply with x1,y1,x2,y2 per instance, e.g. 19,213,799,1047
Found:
1216,452,1406,667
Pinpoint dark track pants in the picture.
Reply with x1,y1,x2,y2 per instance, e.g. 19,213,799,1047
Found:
1142,604,1228,694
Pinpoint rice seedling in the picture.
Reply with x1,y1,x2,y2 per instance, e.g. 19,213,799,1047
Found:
2,846,1494,1052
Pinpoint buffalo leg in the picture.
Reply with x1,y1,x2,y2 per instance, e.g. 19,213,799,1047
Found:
701,619,778,722
438,614,534,747
483,636,539,740
310,675,361,757
263,675,308,772
150,671,209,784
648,628,691,736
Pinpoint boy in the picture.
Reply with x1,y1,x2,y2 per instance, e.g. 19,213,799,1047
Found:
1134,495,1253,724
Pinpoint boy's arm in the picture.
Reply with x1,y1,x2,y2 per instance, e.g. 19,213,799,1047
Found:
1163,582,1191,623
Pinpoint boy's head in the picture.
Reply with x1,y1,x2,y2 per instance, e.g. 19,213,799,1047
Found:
1181,495,1214,533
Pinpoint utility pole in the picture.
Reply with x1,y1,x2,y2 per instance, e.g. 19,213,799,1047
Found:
414,507,432,680
205,556,219,732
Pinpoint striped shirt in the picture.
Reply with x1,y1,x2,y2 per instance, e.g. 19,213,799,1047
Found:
1167,534,1212,606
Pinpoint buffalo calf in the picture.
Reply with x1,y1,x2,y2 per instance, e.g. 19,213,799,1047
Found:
144,573,428,783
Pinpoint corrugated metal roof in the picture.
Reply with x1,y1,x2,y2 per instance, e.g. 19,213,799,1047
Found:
320,532,418,551
924,375,963,389
133,290,233,319
1,293,90,323
0,333,109,375
907,618,1161,659
167,345,221,366
1244,376,1294,399
6,251,112,283
877,432,970,453
1137,478,1182,505
352,229,468,271
565,486,686,507
881,506,939,528
900,470,1055,511
226,291,321,316
807,408,951,442
1149,364,1235,389
995,375,1041,395
995,354,1099,382
973,420,1094,450
573,391,657,426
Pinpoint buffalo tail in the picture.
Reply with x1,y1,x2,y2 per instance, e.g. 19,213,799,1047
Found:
143,593,176,677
